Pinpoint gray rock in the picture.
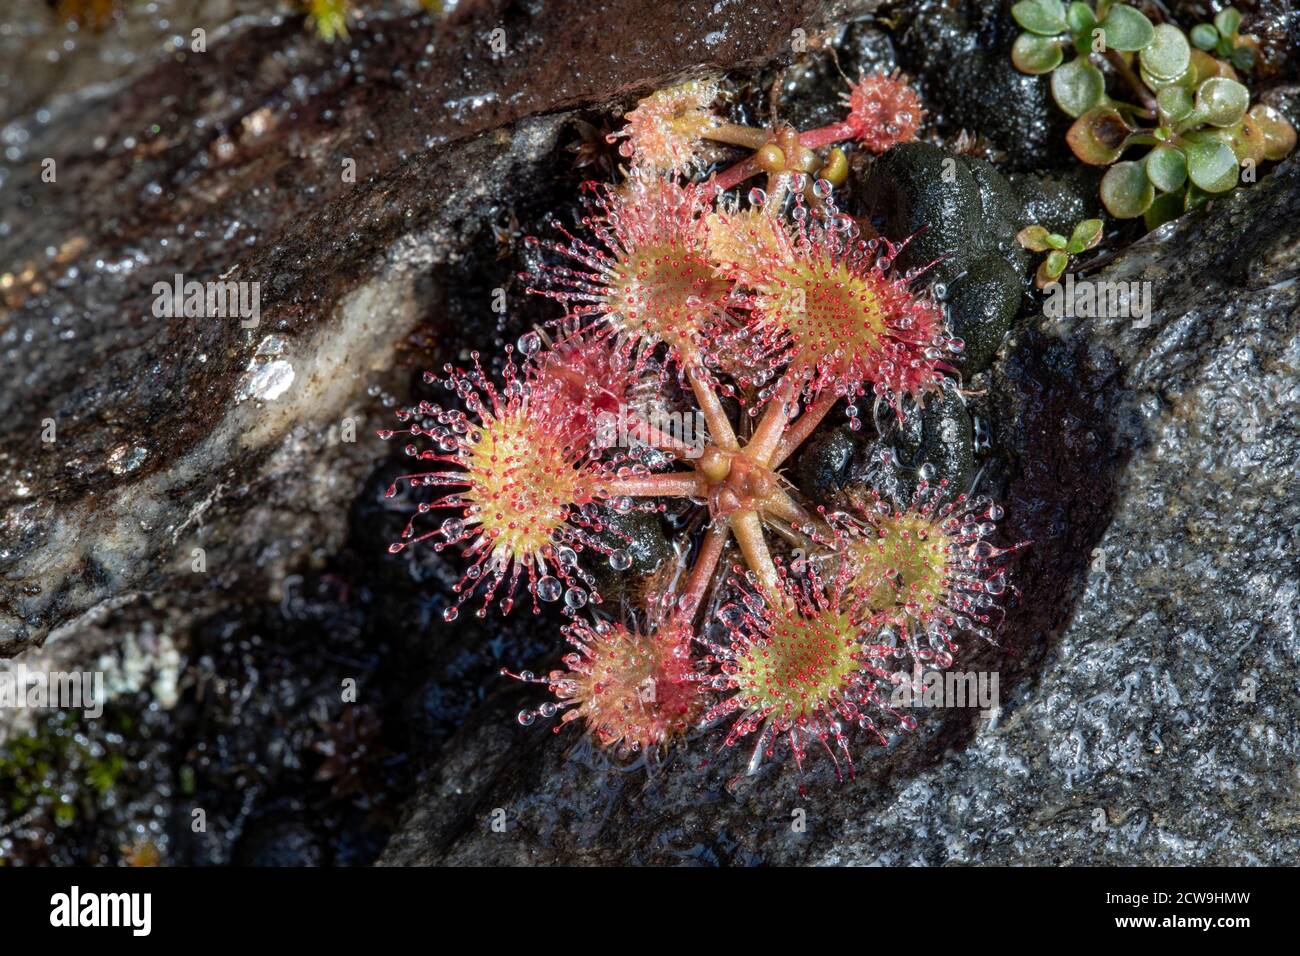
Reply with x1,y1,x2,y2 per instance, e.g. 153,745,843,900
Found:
5,0,1297,868
0,0,838,656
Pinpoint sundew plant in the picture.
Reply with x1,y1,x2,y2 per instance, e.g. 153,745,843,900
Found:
381,72,1022,782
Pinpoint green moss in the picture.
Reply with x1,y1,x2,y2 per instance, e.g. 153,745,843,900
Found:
0,711,129,828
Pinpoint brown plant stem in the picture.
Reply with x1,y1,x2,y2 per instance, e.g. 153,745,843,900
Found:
702,122,771,150
678,521,729,618
599,473,706,498
687,366,738,451
1104,49,1157,112
770,390,839,468
729,509,778,590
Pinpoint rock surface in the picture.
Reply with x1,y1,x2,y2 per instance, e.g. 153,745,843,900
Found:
3,0,1298,866
0,0,833,655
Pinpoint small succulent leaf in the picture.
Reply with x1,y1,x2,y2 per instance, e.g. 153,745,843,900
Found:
1012,33,1065,74
1016,225,1054,252
1230,45,1255,71
1066,1,1097,35
1051,57,1106,117
1140,24,1191,79
1140,61,1197,93
1188,48,1222,84
1144,144,1188,192
1143,189,1185,230
1184,182,1211,210
1034,258,1058,289
1213,7,1242,39
1100,160,1155,217
1214,116,1267,166
1195,76,1249,127
1156,85,1195,124
1046,233,1069,249
1012,0,1068,35
1067,105,1133,165
1046,250,1069,277
1249,104,1298,161
1099,4,1154,52
1184,137,1239,192
1067,218,1104,253
1190,24,1219,50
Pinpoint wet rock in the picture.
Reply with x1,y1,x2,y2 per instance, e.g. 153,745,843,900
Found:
5,0,1297,869
0,0,846,656
858,141,1028,373
942,255,1023,373
234,816,325,867
587,507,675,612
2,0,891,866
792,422,859,503
380,156,1300,865
794,380,975,510
896,0,1066,162
1011,167,1104,237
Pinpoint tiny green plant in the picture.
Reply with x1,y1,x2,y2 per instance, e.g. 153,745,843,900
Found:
1189,7,1257,73
1010,1,1295,229
303,0,351,42
1017,218,1102,287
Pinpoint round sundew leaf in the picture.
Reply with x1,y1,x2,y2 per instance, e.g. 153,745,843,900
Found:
1100,160,1155,218
1016,225,1054,252
1157,85,1195,125
1184,137,1239,192
1012,0,1068,35
1185,182,1211,210
1249,104,1298,161
1196,76,1249,127
1036,252,1067,288
1211,115,1267,166
1067,105,1134,164
1140,24,1191,79
1189,48,1222,84
1012,32,1065,74
1143,189,1186,231
1214,6,1242,39
1190,24,1219,50
1045,249,1069,277
1144,144,1188,192
1140,61,1196,93
1051,57,1106,117
1066,217,1103,254
1099,4,1154,52
1066,1,1096,35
